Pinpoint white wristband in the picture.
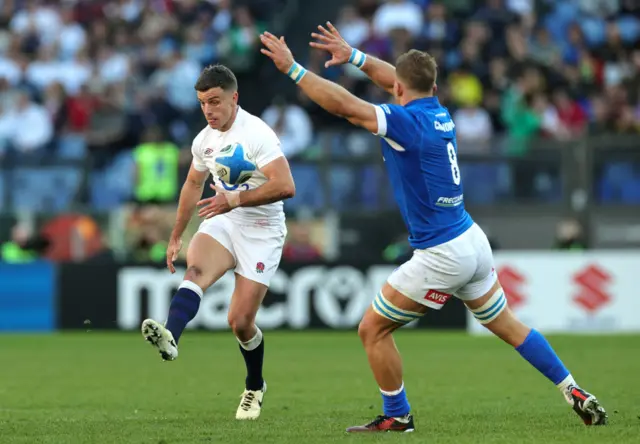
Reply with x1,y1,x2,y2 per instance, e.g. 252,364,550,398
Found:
287,61,307,84
348,48,367,69
225,192,240,209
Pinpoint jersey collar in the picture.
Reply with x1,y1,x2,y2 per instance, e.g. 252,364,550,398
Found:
406,96,440,108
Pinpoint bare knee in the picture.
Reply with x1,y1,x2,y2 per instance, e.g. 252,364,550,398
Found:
358,312,387,347
184,265,204,282
228,312,255,339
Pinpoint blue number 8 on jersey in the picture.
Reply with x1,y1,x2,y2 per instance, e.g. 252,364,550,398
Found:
215,143,257,185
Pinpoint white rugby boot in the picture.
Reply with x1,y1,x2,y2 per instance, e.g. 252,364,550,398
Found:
236,381,267,420
141,319,178,361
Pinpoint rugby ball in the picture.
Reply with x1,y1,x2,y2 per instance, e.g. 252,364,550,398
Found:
214,143,256,185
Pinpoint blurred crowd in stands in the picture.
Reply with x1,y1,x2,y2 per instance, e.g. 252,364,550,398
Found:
0,0,639,263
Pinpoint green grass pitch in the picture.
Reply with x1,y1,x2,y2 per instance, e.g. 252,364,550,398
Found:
0,331,638,443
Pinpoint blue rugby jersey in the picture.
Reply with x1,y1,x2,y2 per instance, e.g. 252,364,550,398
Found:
373,97,473,249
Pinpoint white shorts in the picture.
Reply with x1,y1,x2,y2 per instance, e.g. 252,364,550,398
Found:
196,215,286,287
387,223,497,310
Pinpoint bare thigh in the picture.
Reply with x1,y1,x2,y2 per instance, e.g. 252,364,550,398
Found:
185,232,235,290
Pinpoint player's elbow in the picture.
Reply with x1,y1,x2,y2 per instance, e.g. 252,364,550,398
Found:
274,175,295,200
280,181,296,200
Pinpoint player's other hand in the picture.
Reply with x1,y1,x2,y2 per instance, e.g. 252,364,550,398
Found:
197,184,233,220
309,22,352,68
166,237,182,274
260,32,294,74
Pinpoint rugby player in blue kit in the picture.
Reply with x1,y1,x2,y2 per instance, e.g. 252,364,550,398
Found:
260,24,607,432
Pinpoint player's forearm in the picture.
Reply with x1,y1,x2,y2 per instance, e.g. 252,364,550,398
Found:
171,182,204,239
238,178,295,208
360,55,396,94
296,71,362,119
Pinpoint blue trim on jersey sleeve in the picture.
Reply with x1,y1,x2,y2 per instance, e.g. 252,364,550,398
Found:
376,104,416,150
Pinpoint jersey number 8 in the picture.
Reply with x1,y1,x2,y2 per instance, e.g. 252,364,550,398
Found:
447,142,461,186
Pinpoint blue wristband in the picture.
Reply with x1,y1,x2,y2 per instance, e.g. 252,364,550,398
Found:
348,48,367,69
287,61,307,84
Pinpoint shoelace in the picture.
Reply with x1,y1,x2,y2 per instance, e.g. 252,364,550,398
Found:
240,391,256,411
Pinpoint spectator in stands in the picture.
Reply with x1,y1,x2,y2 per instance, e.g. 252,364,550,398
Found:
0,222,50,263
57,50,92,96
58,5,87,60
501,68,544,156
217,6,265,77
554,218,586,250
283,222,322,262
0,50,22,87
261,95,313,159
529,26,562,68
474,0,515,44
132,225,168,263
132,125,180,206
183,24,217,67
449,63,484,111
372,0,423,39
336,5,370,48
0,90,53,159
615,104,640,134
454,102,494,153
85,83,130,169
588,95,612,135
423,2,454,46
65,84,96,134
43,82,70,137
552,89,588,138
25,45,60,92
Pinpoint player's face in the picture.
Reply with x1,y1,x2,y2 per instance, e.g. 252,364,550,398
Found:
197,87,239,130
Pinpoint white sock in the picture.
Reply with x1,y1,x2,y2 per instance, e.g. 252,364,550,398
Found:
237,327,263,351
379,383,404,397
557,374,577,395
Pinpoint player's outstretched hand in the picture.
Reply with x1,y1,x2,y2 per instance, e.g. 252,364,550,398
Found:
260,31,295,74
166,237,182,274
197,184,233,220
309,22,352,68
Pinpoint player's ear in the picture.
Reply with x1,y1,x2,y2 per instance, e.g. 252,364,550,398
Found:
393,81,402,98
232,91,239,103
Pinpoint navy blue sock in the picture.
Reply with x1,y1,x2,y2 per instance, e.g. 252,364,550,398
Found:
164,282,202,343
516,329,570,384
238,328,264,391
381,383,411,418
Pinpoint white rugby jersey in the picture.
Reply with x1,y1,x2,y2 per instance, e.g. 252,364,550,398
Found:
191,106,285,225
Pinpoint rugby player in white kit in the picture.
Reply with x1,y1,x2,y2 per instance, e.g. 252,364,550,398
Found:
141,64,295,420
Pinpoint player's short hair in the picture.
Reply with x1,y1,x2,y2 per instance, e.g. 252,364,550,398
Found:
194,64,238,92
395,49,438,94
